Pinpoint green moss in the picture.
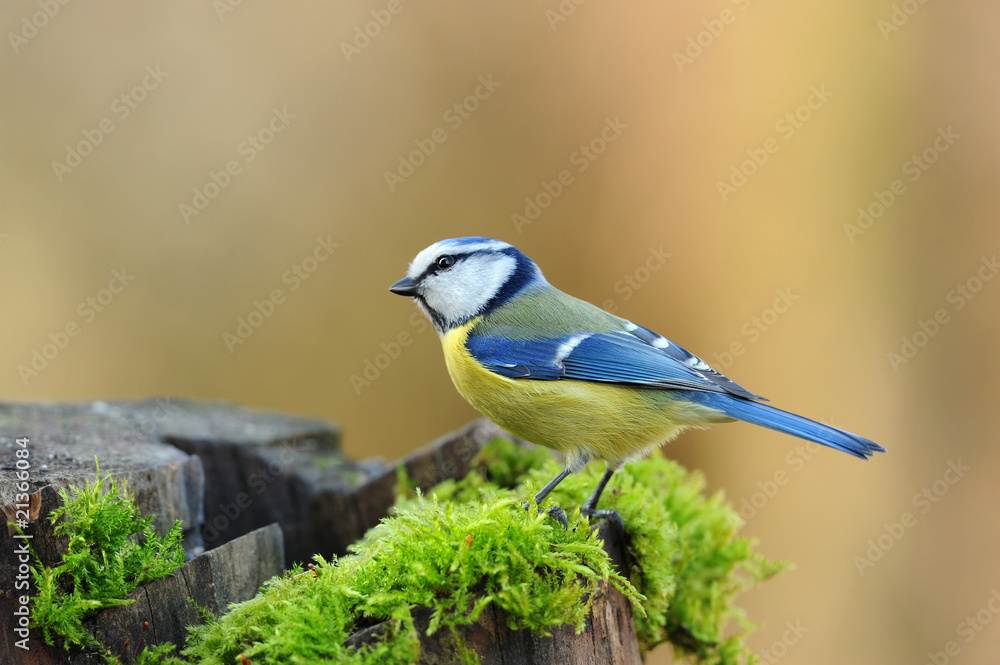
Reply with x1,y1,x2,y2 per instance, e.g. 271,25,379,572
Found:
401,438,788,664
526,447,788,663
22,442,783,664
28,460,185,658
182,492,638,664
314,455,339,472
133,642,187,665
181,438,784,665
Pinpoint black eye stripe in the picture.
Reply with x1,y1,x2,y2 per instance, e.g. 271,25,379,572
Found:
413,250,480,283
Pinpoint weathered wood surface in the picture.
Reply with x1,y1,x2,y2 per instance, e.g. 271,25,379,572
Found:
0,399,640,665
346,518,643,665
0,399,327,663
1,400,207,577
5,524,284,665
170,409,504,564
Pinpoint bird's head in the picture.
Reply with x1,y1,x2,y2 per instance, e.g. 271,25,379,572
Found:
389,237,546,333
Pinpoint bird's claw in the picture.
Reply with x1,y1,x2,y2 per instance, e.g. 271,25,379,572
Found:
546,505,569,530
580,507,623,526
522,500,569,530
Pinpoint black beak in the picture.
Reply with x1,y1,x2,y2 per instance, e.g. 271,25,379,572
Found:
389,277,419,297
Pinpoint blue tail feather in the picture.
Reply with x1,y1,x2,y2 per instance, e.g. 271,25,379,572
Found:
678,391,886,459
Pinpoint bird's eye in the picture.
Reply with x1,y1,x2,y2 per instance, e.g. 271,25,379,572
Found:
436,255,456,271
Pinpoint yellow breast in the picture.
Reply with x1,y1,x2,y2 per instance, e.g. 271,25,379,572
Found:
440,320,725,468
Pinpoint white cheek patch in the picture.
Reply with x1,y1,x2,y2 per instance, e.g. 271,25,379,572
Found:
422,254,516,326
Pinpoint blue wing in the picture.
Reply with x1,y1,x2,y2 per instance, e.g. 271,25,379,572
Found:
465,322,764,400
464,319,886,459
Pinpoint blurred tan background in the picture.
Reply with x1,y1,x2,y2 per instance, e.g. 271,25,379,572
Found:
3,1,999,663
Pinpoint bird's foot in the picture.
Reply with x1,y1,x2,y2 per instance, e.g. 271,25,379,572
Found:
545,505,569,530
579,506,622,525
522,500,569,530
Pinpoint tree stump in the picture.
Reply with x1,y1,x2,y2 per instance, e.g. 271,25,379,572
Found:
0,399,642,665
344,518,642,665
5,524,284,665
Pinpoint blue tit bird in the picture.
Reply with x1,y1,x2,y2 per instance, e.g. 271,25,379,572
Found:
389,237,885,521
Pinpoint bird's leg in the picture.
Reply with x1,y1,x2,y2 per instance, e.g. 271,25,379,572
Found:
580,467,620,521
531,467,571,505
524,467,571,529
